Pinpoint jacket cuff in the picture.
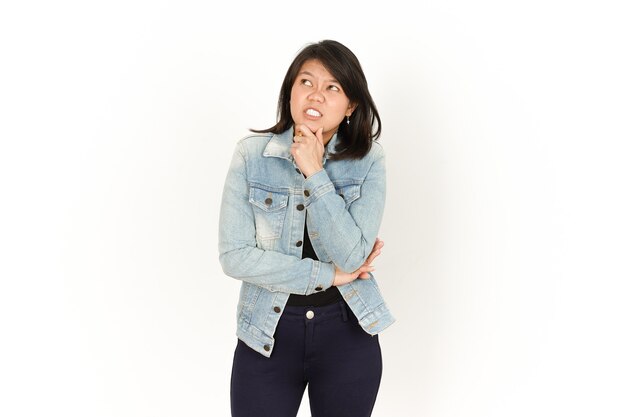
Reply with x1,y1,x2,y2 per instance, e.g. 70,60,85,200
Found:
302,169,335,206
307,261,335,295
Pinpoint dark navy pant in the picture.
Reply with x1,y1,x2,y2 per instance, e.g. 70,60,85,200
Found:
230,299,383,417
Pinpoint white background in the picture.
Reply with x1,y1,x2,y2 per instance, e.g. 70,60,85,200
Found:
1,1,625,416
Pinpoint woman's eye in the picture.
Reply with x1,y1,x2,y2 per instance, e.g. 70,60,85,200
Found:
302,79,313,87
328,85,340,92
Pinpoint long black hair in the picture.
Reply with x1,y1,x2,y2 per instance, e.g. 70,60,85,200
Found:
251,40,382,160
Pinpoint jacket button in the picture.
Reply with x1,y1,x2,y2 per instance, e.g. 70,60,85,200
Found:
273,306,281,313
263,345,270,352
296,240,303,247
315,285,323,291
306,310,315,319
297,204,304,211
304,189,310,197
265,197,272,205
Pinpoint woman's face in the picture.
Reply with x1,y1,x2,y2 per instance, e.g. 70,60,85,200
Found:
290,59,355,144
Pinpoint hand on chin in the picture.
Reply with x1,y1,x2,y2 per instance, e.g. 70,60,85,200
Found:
295,121,318,134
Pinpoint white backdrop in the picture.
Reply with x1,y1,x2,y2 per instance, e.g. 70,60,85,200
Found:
1,1,625,416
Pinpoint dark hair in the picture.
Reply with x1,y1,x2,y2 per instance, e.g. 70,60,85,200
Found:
251,40,381,160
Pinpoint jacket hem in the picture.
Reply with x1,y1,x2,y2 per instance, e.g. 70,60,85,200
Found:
236,325,275,358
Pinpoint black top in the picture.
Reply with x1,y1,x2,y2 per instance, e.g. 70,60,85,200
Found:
286,213,341,306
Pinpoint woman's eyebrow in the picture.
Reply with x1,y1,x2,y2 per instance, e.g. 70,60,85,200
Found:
298,71,339,83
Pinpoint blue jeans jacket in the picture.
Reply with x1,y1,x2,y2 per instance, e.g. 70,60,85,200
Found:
218,128,395,357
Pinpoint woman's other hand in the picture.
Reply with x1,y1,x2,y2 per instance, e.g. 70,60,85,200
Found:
291,124,325,178
332,238,384,286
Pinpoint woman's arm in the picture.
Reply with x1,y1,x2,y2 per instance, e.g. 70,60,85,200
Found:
218,141,336,295
303,145,386,274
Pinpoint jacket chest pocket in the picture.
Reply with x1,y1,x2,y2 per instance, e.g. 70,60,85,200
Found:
334,181,362,209
249,185,289,240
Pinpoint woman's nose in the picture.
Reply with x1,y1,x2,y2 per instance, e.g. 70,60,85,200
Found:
308,90,324,102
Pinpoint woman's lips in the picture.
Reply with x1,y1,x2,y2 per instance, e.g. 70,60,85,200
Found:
304,108,322,119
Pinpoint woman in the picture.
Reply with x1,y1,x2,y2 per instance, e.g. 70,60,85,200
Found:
218,40,395,417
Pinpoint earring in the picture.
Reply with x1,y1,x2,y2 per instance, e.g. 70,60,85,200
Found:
346,115,350,125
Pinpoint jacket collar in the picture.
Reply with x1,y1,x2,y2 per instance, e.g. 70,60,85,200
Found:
263,126,339,164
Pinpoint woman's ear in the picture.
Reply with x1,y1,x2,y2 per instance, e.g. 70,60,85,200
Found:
347,102,358,116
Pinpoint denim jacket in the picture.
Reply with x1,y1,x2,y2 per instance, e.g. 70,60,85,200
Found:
218,127,395,357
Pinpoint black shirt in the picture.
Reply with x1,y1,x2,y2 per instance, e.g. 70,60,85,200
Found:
286,213,341,306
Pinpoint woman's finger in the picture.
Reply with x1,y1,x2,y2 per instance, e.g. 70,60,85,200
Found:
364,241,384,264
296,124,315,139
314,127,324,145
364,249,381,265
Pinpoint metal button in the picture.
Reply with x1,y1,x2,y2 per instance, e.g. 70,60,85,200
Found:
304,189,310,197
264,197,272,205
296,240,302,247
297,204,305,211
263,344,271,352
315,286,323,291
306,310,315,320
273,306,281,313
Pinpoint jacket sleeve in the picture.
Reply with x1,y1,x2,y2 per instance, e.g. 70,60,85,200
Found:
303,144,386,273
218,140,336,295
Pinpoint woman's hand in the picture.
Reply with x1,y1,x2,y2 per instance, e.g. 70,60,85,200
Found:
333,238,384,286
291,124,325,178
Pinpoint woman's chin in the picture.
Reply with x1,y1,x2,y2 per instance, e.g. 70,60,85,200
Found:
292,115,317,129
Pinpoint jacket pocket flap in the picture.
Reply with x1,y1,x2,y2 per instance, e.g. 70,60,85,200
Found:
249,186,289,212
